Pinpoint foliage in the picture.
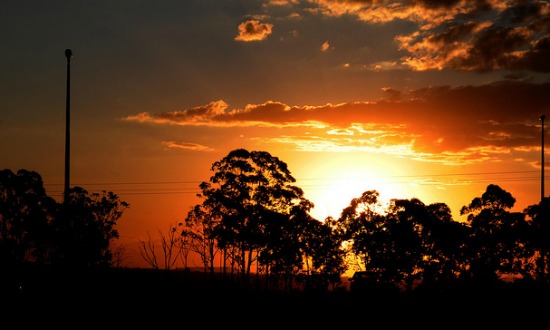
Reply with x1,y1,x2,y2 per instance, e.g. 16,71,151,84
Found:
5,151,550,292
0,169,58,265
0,168,128,268
182,148,343,289
182,204,220,274
524,197,550,280
171,150,550,290
460,184,534,282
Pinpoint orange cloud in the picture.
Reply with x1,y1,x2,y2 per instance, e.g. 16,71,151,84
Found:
234,20,274,42
123,81,550,166
124,100,230,125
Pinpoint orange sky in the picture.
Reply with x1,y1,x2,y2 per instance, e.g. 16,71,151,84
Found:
2,0,549,268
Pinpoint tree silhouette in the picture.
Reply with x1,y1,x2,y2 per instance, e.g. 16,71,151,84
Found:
189,148,316,287
460,184,533,283
182,204,220,275
53,186,129,268
524,197,550,281
0,168,128,269
378,198,425,291
294,214,347,291
419,202,470,289
336,190,388,272
139,222,188,270
0,169,58,266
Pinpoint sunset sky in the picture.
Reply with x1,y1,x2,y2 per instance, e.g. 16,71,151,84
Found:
2,0,550,268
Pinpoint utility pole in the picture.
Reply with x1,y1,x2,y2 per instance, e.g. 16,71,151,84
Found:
541,114,546,202
540,114,547,282
64,49,72,203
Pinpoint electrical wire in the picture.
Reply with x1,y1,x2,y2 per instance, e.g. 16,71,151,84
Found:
43,170,544,197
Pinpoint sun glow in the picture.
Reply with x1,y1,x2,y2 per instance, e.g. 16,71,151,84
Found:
291,152,417,221
303,173,401,220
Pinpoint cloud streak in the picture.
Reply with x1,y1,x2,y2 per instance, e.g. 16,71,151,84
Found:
162,141,214,151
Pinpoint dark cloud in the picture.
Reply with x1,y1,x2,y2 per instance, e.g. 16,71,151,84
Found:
304,0,550,72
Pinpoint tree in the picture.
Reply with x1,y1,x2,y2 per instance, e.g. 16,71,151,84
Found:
195,149,314,285
0,169,58,265
380,198,425,291
338,191,471,292
419,202,470,288
460,184,532,283
139,222,188,270
54,186,129,268
0,169,128,269
524,197,550,282
336,190,386,272
386,199,473,291
295,214,347,292
182,204,220,275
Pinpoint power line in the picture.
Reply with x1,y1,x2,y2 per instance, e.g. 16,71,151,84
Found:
42,169,543,197
45,180,203,186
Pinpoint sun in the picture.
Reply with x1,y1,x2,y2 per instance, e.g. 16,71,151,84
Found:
291,152,415,221
305,173,399,220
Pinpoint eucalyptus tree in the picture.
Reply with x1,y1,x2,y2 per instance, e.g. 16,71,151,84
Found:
0,169,58,265
420,202,470,288
380,198,426,291
336,190,390,276
298,215,348,291
54,186,129,268
256,208,302,290
196,149,313,285
261,200,347,291
460,184,532,283
337,191,468,291
337,191,423,291
182,204,221,275
523,197,550,282
386,199,471,291
0,169,128,269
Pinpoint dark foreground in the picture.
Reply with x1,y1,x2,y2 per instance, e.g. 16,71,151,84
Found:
3,267,550,327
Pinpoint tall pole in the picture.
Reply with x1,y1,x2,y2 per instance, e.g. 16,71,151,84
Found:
540,114,547,282
541,114,546,202
64,49,72,203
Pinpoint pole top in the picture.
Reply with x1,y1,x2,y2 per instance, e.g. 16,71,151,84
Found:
540,114,546,121
65,49,73,60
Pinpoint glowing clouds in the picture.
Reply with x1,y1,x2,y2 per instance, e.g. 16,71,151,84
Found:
234,20,273,42
306,0,550,72
122,100,230,126
122,81,549,166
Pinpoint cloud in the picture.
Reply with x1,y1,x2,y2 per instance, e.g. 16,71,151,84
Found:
269,0,299,5
123,100,230,125
234,20,274,42
124,81,549,166
161,141,214,151
303,0,550,72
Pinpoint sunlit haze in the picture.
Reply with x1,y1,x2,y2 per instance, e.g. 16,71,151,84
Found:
2,0,549,268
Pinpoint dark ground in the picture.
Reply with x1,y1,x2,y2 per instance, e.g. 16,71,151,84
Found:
3,267,550,327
